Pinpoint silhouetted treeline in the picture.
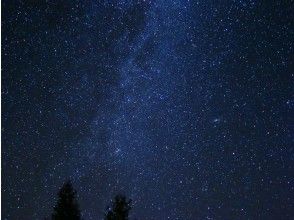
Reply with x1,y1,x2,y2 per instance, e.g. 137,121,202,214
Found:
52,180,81,220
50,180,133,220
105,195,132,220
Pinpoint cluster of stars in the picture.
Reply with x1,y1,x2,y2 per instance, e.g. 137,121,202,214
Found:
2,0,294,219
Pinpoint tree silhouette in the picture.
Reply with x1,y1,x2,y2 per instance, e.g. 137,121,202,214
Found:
52,180,81,220
105,195,132,220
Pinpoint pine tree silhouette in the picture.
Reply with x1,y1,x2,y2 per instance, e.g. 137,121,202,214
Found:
105,195,132,220
52,180,81,220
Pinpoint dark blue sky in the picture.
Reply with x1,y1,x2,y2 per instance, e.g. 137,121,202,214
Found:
2,0,294,219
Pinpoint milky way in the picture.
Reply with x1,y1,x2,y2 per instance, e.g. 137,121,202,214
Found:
2,0,294,219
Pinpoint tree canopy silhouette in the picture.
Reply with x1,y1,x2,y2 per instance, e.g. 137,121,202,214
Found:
105,195,132,220
52,180,81,220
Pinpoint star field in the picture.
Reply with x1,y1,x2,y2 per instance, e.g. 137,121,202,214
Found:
2,0,294,219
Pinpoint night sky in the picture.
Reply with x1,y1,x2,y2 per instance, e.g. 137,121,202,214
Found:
2,0,294,219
